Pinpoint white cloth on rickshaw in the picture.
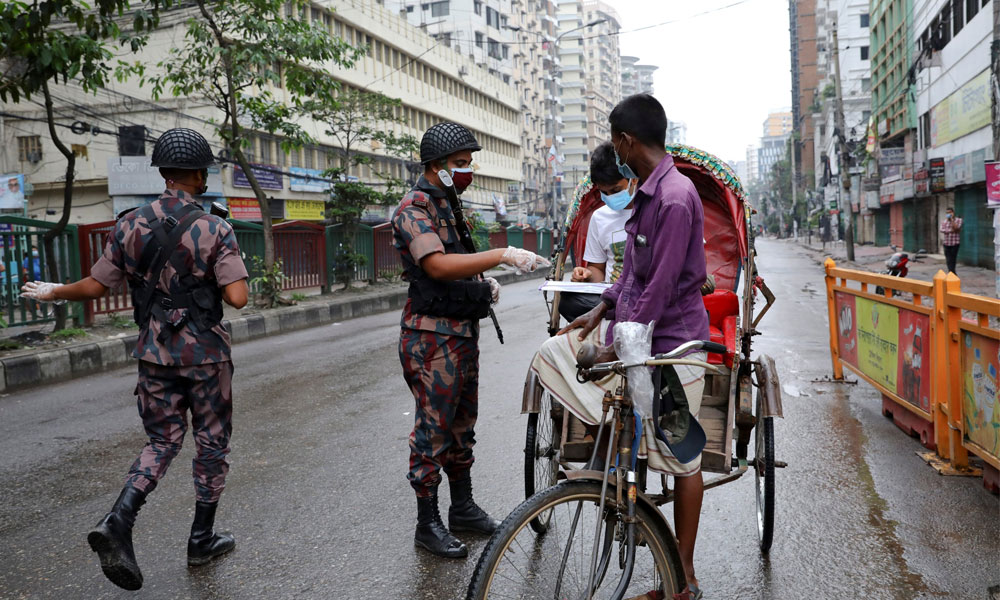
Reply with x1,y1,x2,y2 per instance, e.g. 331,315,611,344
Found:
530,322,707,477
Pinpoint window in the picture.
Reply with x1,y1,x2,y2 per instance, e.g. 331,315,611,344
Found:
486,6,500,28
118,125,146,156
475,31,484,47
259,136,272,164
304,146,314,170
952,0,964,35
488,38,502,59
965,0,978,21
406,5,413,12
474,1,482,16
861,77,871,92
860,13,869,27
860,45,869,60
502,44,509,59
430,1,449,17
290,147,300,168
920,111,931,148
310,8,320,22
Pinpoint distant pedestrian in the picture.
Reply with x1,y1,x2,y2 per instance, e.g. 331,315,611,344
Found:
939,207,963,274
21,128,249,591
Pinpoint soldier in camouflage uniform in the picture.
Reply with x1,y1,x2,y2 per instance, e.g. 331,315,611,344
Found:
22,128,249,590
393,122,549,558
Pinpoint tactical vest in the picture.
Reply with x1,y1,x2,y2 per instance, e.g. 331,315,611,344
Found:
128,203,225,340
404,200,491,321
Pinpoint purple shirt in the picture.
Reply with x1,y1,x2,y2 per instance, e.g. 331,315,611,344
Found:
600,153,710,355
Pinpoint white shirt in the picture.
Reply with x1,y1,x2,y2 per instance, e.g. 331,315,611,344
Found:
583,205,633,283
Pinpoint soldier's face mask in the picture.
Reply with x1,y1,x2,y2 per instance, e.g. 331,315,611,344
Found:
450,168,474,194
195,169,209,196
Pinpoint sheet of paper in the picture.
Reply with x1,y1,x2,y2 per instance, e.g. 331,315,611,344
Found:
538,280,612,295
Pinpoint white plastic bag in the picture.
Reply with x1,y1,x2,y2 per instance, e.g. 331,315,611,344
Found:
613,321,655,419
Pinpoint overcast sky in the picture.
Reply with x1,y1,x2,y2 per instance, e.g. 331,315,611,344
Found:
610,0,792,163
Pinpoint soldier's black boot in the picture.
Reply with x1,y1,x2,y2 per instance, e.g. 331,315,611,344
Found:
448,477,500,535
87,485,146,591
415,492,468,558
187,501,236,566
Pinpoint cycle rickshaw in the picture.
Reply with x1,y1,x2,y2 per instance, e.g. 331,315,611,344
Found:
467,145,783,599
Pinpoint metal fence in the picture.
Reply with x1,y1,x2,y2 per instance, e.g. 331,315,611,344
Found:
233,220,329,293
78,220,132,326
0,216,82,327
326,223,374,284
371,223,403,279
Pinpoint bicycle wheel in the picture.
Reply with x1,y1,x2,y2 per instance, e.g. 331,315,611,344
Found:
467,480,683,600
754,391,775,554
524,387,560,533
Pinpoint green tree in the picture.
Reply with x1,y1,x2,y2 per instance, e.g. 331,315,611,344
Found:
303,88,418,288
143,0,362,305
0,0,166,329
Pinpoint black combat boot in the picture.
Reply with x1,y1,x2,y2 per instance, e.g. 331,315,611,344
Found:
187,501,236,566
415,492,468,558
87,486,147,591
448,477,500,535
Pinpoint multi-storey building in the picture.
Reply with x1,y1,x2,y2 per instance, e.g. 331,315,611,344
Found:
557,0,622,192
763,110,794,137
759,135,790,182
0,0,521,224
790,1,820,193
667,121,687,145
620,55,658,97
746,144,761,183
910,0,995,268
388,0,556,224
814,0,872,240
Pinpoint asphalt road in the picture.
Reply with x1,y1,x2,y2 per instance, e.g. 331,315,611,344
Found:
0,238,997,599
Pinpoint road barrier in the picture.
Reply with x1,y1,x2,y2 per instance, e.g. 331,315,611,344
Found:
825,258,1000,493
2,216,82,327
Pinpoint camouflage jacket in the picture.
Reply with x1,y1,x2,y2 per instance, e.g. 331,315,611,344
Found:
391,176,477,338
91,189,249,366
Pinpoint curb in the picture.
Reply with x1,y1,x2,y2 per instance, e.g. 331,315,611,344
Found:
1,269,545,393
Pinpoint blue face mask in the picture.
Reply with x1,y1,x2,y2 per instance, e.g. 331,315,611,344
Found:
614,138,638,181
600,188,632,211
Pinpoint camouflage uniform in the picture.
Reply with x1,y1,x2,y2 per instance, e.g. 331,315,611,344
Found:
90,189,248,503
393,176,480,497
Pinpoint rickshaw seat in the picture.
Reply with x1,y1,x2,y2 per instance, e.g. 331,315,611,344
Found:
703,290,739,368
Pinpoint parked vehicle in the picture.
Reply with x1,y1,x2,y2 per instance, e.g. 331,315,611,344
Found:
875,245,925,296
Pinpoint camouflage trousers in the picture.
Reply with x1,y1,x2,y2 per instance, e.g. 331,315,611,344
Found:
399,329,480,497
125,360,234,503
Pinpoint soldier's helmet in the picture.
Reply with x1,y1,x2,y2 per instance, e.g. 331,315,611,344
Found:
420,122,481,165
151,128,216,170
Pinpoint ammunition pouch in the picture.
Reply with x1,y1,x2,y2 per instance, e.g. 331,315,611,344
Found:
408,276,491,320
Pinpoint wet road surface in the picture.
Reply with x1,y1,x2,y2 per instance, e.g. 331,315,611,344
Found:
0,238,997,599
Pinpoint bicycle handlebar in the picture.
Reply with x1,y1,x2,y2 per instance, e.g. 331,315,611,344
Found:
576,339,727,379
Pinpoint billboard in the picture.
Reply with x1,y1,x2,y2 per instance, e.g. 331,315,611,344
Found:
985,161,1000,207
285,199,325,220
233,163,283,190
228,197,284,221
834,292,931,412
962,332,999,460
930,69,991,147
289,167,330,193
108,157,222,197
0,174,26,210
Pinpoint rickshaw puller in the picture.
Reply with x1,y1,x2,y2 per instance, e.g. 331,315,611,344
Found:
21,128,249,591
392,122,549,559
536,94,710,600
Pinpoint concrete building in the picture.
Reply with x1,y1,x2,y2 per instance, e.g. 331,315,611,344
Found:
814,0,872,240
730,159,749,186
667,120,687,145
763,110,794,137
746,144,760,182
387,0,556,224
620,55,658,97
557,0,622,192
759,135,789,182
909,0,995,268
0,0,522,225
790,0,820,195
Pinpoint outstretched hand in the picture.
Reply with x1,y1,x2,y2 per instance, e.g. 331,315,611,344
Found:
557,300,608,340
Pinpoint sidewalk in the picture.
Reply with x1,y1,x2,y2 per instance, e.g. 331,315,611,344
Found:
786,237,997,298
0,267,545,393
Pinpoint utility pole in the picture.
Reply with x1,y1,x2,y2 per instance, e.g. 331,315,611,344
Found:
790,136,798,239
832,22,856,261
991,0,999,161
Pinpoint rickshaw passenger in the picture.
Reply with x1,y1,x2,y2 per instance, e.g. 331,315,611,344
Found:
559,143,636,321
530,94,709,599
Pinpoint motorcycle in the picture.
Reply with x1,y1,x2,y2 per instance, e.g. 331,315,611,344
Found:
875,245,925,296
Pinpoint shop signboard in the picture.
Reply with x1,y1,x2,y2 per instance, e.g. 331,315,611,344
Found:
835,292,931,412
285,199,325,220
233,163,283,190
108,157,222,197
930,69,991,147
929,158,946,192
986,161,1000,207
913,165,930,197
0,174,26,210
945,154,972,188
289,167,330,193
228,197,284,221
961,332,999,460
879,147,905,165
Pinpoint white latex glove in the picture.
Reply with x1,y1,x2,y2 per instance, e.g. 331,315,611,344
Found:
20,281,66,303
501,246,551,274
485,277,500,304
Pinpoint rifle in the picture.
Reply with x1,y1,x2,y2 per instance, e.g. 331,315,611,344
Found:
437,170,504,344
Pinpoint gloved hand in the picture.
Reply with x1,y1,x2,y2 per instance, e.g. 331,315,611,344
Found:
20,281,66,303
485,277,500,304
501,246,551,274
